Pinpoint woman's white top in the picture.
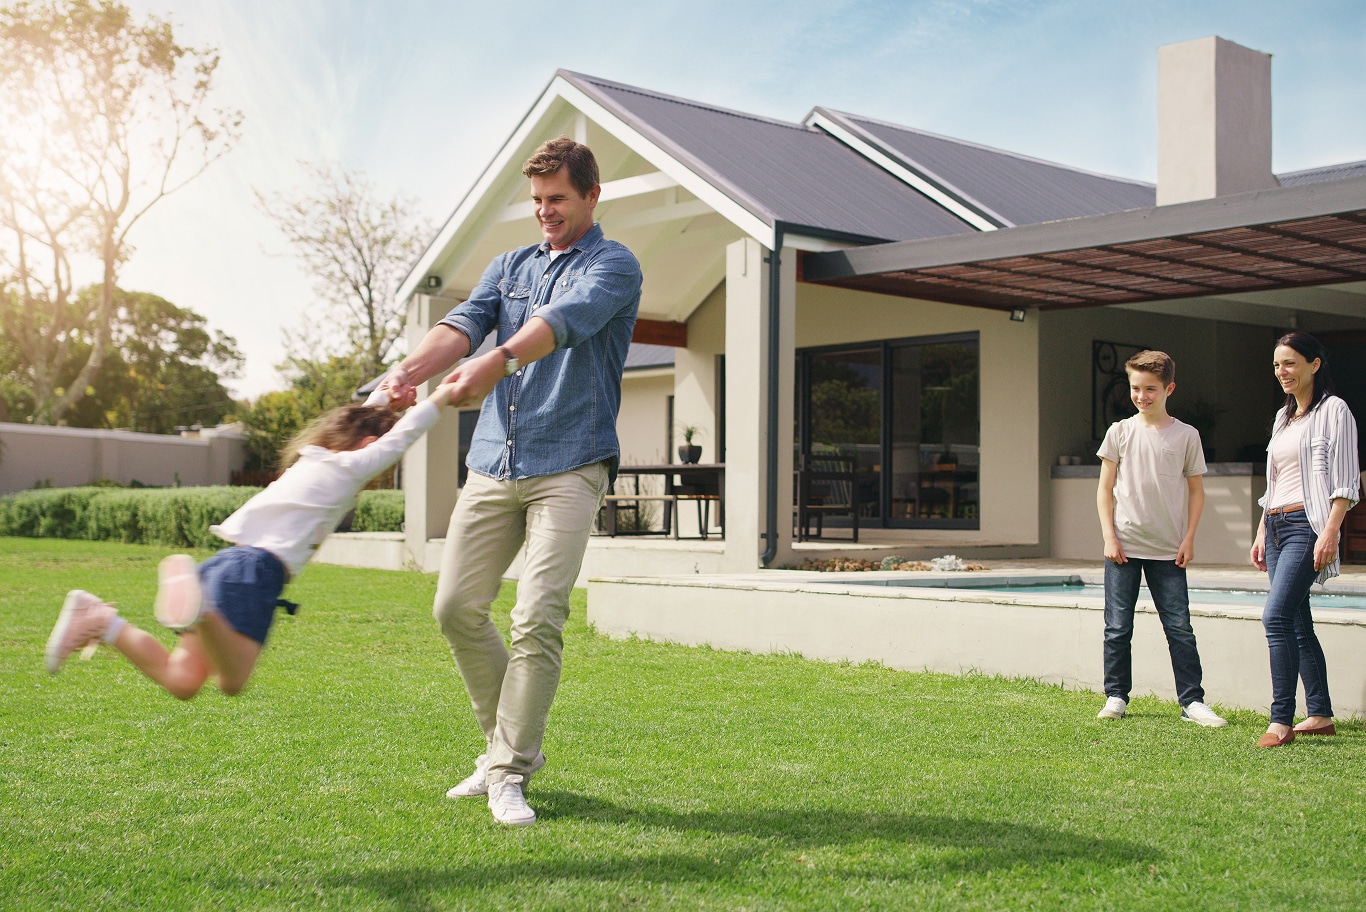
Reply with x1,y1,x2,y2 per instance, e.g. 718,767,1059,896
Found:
1260,395,1361,583
211,400,441,578
1265,418,1307,509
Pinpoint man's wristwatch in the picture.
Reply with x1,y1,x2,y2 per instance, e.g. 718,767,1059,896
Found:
497,345,520,376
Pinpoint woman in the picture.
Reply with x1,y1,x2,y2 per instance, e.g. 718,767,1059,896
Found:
1250,332,1360,748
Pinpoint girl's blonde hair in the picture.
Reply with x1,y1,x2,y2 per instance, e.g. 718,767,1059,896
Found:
281,404,400,467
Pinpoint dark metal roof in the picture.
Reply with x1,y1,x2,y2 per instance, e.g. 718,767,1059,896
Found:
819,109,1156,227
803,175,1366,310
1278,159,1366,187
563,72,974,243
624,343,675,370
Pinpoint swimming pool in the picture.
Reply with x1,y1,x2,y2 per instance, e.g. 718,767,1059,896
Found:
846,575,1366,610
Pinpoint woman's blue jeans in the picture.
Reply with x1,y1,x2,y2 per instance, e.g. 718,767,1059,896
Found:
1262,509,1333,725
1103,558,1205,706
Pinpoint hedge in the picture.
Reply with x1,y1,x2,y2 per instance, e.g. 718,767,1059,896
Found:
0,486,405,548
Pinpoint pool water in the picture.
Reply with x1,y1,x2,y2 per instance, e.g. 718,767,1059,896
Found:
883,579,1366,611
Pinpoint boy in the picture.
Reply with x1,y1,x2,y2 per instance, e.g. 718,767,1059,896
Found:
1095,350,1226,727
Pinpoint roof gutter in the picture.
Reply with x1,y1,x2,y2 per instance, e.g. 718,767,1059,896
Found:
760,223,786,567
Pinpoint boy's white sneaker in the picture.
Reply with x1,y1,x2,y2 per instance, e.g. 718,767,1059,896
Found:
46,590,115,673
154,554,202,631
1181,701,1228,728
488,774,536,826
1097,696,1127,720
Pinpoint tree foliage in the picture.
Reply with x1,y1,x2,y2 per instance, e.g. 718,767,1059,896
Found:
0,0,241,424
0,285,243,431
256,165,431,378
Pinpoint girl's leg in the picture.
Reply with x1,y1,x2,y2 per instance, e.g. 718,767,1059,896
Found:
112,625,212,701
194,610,262,696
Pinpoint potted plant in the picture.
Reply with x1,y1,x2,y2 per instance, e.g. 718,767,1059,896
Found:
677,424,703,464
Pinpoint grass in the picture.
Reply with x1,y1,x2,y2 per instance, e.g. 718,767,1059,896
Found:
3,537,1366,911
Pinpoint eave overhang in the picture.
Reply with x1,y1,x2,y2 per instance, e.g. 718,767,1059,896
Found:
803,175,1366,311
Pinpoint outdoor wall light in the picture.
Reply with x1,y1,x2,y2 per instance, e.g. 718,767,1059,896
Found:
1009,308,1027,322
424,275,442,290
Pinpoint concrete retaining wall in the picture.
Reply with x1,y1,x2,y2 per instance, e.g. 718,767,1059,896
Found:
587,574,1366,719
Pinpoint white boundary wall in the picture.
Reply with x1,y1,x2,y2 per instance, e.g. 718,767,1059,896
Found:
0,422,247,494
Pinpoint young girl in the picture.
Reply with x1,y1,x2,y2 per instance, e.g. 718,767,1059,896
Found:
44,383,456,699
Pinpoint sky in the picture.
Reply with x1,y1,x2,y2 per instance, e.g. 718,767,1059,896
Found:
111,0,1366,400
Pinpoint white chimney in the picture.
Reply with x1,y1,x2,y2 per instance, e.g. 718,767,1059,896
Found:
1157,36,1278,205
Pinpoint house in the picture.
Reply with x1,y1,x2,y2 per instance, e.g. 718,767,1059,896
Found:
388,35,1366,577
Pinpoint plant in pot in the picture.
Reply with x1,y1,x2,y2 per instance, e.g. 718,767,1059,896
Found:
676,424,704,464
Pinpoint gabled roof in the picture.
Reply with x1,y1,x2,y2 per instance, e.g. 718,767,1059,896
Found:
806,109,1156,229
1278,159,1366,187
565,72,975,243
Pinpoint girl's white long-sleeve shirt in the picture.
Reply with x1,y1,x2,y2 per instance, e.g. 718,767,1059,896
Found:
1260,395,1361,583
210,400,441,578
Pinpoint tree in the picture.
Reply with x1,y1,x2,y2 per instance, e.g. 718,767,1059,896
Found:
256,165,432,379
0,0,241,424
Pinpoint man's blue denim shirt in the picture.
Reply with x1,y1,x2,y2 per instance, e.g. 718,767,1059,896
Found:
439,223,642,482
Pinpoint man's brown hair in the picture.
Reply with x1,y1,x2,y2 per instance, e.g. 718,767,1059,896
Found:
522,136,599,196
1124,350,1176,385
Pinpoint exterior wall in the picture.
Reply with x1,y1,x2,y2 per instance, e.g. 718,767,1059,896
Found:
0,422,246,494
795,282,1041,547
618,371,675,464
674,282,725,463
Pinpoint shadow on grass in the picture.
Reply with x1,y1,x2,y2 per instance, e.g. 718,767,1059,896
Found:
324,790,1160,909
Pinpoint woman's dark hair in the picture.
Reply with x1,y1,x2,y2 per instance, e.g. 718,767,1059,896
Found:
1275,331,1335,421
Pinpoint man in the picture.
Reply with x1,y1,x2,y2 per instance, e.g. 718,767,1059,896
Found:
375,137,641,825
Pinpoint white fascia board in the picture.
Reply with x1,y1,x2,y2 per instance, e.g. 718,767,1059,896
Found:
783,234,856,253
805,111,1003,233
554,78,775,248
495,170,681,224
396,85,568,302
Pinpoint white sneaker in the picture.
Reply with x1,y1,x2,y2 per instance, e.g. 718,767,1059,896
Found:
154,554,202,631
1097,696,1127,720
446,754,490,798
488,774,536,826
1181,701,1228,728
46,590,116,673
446,751,545,798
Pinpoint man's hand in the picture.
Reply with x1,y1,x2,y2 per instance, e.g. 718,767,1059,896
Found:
366,366,417,410
441,350,509,407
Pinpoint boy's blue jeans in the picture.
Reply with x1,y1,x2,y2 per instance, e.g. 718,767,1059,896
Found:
1103,558,1206,706
1262,509,1333,725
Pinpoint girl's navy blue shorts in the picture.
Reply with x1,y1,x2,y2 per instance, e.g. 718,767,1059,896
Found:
198,546,293,645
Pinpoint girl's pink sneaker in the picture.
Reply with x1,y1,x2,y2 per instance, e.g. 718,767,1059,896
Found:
154,554,203,631
46,590,115,673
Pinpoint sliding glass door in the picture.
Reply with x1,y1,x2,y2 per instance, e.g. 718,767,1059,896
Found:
798,332,979,530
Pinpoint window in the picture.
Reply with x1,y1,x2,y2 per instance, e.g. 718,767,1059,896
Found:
798,333,979,529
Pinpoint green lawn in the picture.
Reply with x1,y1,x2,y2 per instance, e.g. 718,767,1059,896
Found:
2,537,1365,911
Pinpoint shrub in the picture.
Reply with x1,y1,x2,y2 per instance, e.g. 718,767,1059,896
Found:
0,486,258,548
353,490,404,533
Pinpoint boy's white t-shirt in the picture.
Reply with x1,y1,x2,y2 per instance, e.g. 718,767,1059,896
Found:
1097,416,1207,560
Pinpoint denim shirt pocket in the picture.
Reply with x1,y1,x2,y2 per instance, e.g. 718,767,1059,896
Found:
498,279,532,325
550,270,582,303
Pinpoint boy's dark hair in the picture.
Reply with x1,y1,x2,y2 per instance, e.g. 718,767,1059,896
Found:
1124,350,1176,386
522,137,599,197
280,405,400,467
1276,331,1335,420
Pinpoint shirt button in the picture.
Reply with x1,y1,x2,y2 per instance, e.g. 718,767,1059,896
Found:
509,405,516,411
506,440,512,447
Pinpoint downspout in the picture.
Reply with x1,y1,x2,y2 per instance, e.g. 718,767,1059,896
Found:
760,225,785,567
